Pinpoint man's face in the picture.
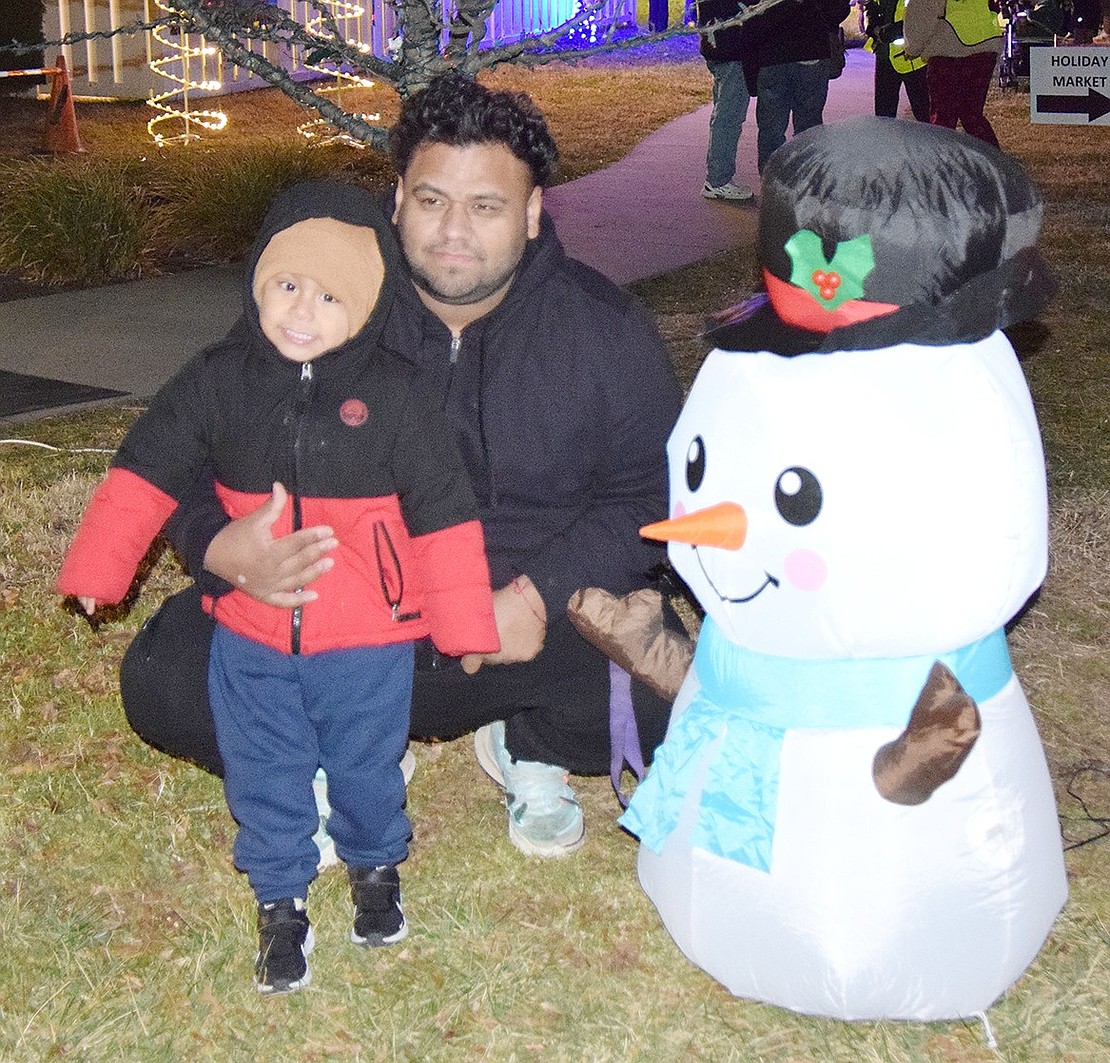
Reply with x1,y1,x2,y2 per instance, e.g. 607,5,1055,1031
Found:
393,141,542,323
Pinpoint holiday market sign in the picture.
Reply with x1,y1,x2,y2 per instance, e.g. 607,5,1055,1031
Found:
1029,47,1110,125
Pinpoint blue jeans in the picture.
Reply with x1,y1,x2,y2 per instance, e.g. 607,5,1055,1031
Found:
706,59,751,188
756,59,830,172
209,625,414,902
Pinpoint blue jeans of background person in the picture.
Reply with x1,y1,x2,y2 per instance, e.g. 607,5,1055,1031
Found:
756,59,831,172
706,59,752,188
209,625,414,902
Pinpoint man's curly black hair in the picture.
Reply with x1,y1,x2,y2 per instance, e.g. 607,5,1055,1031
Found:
390,73,560,188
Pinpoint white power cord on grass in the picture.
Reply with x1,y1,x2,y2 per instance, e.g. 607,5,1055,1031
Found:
0,438,116,454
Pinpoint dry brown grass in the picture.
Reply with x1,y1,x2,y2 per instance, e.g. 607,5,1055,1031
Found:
0,41,710,185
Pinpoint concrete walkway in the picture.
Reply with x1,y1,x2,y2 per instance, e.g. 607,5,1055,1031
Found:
0,50,874,421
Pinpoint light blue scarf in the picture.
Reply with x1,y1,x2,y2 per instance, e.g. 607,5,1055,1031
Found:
619,619,1012,871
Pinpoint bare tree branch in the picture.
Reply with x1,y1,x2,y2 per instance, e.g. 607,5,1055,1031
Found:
175,0,391,148
15,0,795,146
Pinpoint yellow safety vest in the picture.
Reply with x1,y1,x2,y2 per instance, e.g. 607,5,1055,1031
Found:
943,0,1003,46
865,0,927,74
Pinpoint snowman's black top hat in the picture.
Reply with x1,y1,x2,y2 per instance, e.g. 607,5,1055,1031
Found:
709,117,1054,356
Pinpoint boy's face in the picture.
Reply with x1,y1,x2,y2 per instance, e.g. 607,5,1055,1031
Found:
257,272,350,363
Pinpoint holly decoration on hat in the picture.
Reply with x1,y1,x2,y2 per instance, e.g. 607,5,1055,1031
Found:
785,231,875,312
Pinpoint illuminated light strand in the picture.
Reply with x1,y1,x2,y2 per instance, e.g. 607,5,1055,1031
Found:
147,1,228,146
566,0,603,45
296,2,380,149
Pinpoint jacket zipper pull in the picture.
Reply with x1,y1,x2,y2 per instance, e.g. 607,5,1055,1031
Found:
449,334,462,365
301,362,313,382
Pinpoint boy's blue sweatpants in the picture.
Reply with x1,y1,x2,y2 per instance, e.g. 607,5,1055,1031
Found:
208,624,414,903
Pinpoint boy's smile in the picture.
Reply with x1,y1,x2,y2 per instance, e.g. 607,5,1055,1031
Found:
258,272,351,363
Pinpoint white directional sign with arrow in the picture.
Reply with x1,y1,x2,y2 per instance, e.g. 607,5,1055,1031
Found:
1029,47,1110,125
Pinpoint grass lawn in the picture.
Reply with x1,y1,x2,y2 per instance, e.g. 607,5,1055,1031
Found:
2,51,1109,1063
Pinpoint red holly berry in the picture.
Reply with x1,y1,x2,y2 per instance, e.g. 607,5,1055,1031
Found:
812,269,842,302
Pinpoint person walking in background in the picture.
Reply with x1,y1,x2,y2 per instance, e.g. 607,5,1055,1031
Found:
697,0,755,201
740,0,852,173
904,0,1003,147
862,0,930,120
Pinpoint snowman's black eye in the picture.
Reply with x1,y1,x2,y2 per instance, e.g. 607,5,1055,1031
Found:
685,436,706,492
775,467,822,526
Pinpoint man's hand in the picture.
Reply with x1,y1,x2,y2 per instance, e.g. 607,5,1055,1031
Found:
460,574,547,674
203,483,339,608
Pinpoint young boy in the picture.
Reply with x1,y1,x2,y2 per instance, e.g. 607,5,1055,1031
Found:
57,180,499,994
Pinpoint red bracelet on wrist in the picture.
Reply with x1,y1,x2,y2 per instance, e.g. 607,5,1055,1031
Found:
512,576,546,624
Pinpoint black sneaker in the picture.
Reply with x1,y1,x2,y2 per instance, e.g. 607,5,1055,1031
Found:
255,898,314,994
349,865,408,948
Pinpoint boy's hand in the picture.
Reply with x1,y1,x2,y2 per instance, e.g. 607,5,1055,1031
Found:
203,482,339,608
461,575,546,674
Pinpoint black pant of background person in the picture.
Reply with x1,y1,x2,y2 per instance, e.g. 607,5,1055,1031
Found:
648,0,669,31
874,43,930,120
120,583,677,779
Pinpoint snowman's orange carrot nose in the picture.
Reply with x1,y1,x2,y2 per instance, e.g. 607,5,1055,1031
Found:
640,502,748,550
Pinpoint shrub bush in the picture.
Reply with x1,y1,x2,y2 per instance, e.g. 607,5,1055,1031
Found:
0,158,156,285
151,141,357,264
0,141,395,285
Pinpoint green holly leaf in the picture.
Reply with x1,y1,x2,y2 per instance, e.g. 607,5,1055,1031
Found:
784,230,875,311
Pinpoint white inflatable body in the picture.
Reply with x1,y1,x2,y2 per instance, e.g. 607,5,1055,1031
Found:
621,333,1067,1021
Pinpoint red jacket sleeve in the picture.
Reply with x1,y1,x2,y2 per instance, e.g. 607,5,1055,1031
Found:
411,518,499,657
57,467,179,605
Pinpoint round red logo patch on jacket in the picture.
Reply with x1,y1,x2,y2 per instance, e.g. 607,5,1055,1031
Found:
339,398,368,427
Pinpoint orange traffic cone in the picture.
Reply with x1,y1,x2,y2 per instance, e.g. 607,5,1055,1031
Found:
43,55,86,155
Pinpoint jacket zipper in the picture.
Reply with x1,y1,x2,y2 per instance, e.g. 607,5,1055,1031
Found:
374,521,422,623
449,333,462,364
290,361,313,654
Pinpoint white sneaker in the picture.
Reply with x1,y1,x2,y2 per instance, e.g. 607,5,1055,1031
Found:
474,722,585,858
400,747,416,785
312,768,339,870
703,181,754,202
312,749,417,870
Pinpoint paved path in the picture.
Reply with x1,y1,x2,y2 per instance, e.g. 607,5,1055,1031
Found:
545,48,872,282
0,50,874,421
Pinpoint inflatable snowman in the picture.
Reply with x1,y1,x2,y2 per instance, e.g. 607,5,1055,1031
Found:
618,118,1067,1023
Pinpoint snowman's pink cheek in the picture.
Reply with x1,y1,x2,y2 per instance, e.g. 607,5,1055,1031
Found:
784,549,827,591
672,500,687,518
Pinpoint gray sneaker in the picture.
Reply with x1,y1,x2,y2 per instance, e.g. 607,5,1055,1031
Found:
702,180,754,202
474,721,585,857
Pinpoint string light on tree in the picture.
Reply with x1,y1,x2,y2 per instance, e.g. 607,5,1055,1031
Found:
297,2,380,148
565,0,602,46
147,0,228,145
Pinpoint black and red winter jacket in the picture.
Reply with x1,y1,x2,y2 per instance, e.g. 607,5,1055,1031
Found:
58,182,499,658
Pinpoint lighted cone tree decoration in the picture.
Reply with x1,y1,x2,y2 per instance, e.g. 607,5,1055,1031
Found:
147,0,228,145
297,2,381,148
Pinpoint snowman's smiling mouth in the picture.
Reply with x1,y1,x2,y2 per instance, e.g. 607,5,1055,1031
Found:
695,548,780,603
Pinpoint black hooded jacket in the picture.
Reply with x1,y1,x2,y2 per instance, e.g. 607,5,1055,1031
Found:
58,181,499,659
377,210,683,619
